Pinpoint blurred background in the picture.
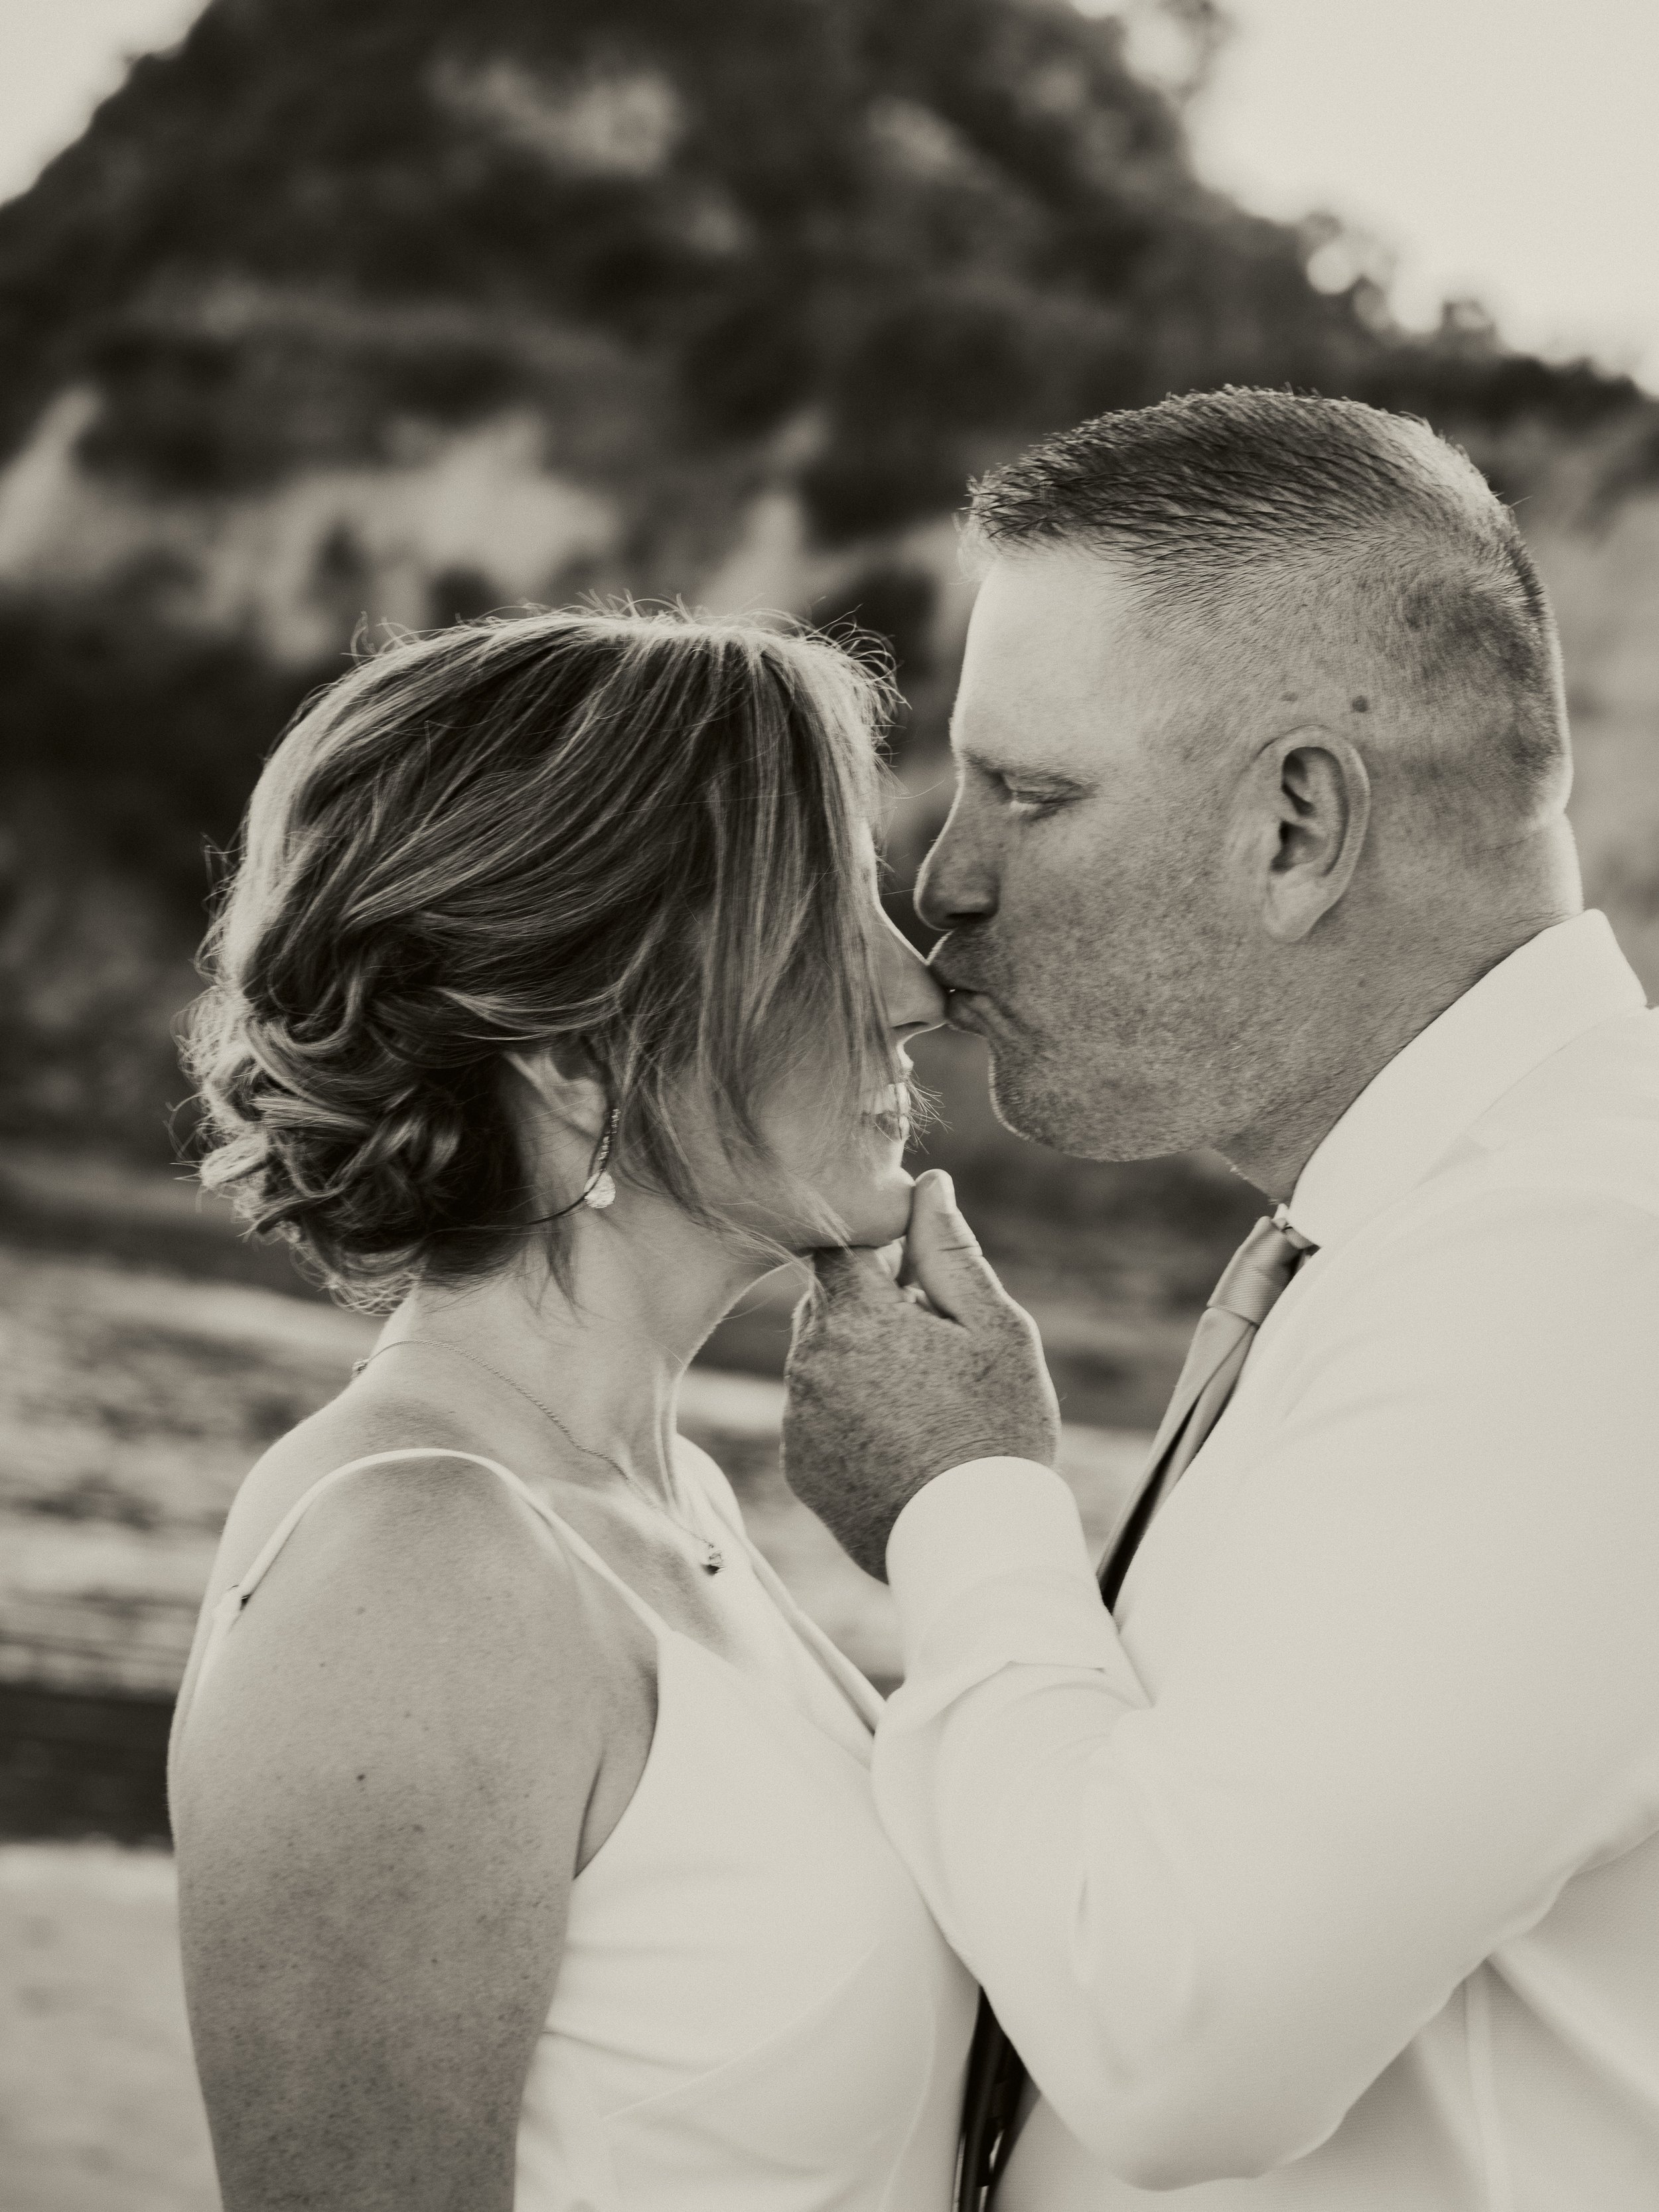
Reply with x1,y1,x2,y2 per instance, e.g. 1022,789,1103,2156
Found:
0,1,1656,2202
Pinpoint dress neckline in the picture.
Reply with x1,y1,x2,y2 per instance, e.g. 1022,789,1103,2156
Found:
253,1445,883,1744
188,1442,883,1789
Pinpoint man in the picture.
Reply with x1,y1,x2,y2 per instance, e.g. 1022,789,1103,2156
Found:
783,388,1659,2209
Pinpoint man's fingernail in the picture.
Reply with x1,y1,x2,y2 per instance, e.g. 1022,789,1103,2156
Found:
931,1170,956,1206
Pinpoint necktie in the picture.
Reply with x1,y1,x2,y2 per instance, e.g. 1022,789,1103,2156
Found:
955,1208,1317,2212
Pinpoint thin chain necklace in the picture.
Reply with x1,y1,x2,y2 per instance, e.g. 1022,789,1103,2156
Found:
352,1338,724,1574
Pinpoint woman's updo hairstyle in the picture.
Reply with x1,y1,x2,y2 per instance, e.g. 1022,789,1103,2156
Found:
187,604,898,1310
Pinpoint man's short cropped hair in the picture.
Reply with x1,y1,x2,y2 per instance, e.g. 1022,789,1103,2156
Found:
966,387,1569,825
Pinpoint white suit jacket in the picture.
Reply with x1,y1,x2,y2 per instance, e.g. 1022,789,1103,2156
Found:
873,911,1659,2209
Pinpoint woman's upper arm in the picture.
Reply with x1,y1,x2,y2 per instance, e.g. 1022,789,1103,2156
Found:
171,1460,604,2212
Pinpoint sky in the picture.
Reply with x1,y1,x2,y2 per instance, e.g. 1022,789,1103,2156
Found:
1112,0,1659,387
1,0,1655,390
0,0,202,198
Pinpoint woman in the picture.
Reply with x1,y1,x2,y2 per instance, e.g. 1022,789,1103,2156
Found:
169,605,977,2211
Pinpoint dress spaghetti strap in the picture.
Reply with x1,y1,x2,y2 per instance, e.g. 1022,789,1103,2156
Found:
188,1446,680,1708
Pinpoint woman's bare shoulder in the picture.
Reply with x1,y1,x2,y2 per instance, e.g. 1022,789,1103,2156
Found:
173,1392,616,1796
170,1406,607,2212
208,1387,526,1584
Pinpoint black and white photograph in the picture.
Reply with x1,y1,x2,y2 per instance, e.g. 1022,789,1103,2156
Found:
1,2,1656,2207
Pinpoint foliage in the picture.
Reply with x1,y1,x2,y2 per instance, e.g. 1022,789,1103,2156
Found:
0,585,331,903
1,0,1644,537
0,0,1651,1172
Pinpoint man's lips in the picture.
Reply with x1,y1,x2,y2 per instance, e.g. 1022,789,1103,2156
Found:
928,957,985,999
927,945,999,1029
937,981,993,1032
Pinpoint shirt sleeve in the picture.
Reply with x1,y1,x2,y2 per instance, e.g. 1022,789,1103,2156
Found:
871,1183,1659,2191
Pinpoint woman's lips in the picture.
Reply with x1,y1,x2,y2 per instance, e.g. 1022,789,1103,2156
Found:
867,1080,912,1144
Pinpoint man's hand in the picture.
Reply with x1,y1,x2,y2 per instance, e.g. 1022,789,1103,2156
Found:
782,1171,1062,1580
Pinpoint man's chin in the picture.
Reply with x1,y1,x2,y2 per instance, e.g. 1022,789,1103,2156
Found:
982,1053,1064,1148
984,1053,1167,1163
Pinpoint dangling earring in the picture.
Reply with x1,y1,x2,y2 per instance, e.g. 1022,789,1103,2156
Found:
581,1107,619,1211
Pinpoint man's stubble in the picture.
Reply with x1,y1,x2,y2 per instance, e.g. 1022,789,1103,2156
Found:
972,839,1266,1167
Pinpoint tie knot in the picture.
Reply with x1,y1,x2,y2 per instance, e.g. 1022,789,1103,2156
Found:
1206,1213,1316,1328
1270,1200,1317,1253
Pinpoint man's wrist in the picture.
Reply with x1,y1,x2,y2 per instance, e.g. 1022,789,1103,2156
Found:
886,1456,1096,1667
913,1436,1059,1489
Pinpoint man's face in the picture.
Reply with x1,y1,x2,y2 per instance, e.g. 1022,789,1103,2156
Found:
918,549,1265,1161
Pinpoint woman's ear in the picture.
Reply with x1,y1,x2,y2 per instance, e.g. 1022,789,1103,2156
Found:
502,1043,609,1141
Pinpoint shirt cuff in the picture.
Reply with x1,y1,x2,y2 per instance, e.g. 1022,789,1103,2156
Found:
886,1458,1108,1677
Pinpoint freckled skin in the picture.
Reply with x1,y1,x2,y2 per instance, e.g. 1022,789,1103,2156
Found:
168,870,950,2212
781,525,1587,1585
917,555,1277,1162
914,547,1583,1191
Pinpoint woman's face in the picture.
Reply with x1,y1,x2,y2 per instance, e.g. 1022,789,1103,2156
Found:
512,870,944,1264
745,892,946,1252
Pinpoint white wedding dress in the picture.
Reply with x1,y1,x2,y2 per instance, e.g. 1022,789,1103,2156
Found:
190,1438,979,2211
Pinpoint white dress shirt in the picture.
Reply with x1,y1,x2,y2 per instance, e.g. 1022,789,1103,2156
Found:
873,912,1659,2210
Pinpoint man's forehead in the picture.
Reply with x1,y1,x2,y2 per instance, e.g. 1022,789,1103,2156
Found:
953,547,1161,764
966,543,1137,642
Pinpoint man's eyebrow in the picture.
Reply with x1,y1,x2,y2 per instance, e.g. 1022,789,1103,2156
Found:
956,744,1093,795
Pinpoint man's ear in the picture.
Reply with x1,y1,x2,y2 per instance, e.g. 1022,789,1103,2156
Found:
1249,727,1371,943
502,1042,609,1141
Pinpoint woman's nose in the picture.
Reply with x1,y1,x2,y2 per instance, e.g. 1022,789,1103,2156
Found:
876,910,947,1036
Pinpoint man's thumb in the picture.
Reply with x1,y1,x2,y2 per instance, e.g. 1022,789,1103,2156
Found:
904,1172,1002,1324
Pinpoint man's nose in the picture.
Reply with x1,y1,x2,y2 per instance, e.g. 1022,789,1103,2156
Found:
914,808,997,933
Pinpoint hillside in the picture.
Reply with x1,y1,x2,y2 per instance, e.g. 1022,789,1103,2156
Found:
0,0,1653,1164
1,0,1646,640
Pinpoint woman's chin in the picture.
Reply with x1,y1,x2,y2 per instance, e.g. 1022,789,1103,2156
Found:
736,1145,918,1255
828,1160,917,1250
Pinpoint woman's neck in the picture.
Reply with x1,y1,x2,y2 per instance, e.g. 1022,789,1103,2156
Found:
373,1194,783,1491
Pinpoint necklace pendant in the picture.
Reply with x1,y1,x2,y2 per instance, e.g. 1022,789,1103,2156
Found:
703,1544,723,1574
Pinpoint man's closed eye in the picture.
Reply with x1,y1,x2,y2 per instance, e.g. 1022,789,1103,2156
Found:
1001,781,1079,821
